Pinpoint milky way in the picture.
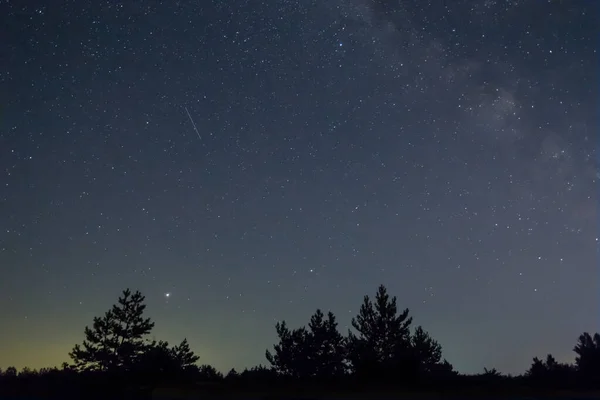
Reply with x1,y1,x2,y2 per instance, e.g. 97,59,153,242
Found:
1,0,598,374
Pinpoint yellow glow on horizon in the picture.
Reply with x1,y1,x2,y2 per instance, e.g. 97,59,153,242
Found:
0,338,73,371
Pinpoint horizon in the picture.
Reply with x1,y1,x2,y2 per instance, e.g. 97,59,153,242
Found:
0,284,584,376
1,0,597,379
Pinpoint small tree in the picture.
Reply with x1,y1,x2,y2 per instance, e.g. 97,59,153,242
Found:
527,356,547,378
225,368,240,380
18,367,37,378
526,354,575,387
411,325,445,373
171,338,200,370
482,367,502,379
428,359,456,378
69,288,155,372
240,364,277,383
266,321,310,378
198,364,223,381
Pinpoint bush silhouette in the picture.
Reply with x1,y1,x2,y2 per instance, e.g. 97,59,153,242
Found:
526,354,575,388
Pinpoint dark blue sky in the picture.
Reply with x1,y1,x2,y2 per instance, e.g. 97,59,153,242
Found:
1,0,598,374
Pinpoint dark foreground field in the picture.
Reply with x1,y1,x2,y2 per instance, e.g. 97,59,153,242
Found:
3,383,600,400
2,393,600,400
149,387,600,400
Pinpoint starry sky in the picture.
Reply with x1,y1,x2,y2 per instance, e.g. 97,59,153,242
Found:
1,0,598,375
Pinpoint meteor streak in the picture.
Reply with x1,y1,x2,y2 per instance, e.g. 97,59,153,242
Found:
184,106,201,140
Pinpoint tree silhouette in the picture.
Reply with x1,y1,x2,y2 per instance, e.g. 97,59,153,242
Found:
305,309,347,378
526,354,574,387
411,325,446,374
19,367,37,378
266,309,347,379
10,283,600,393
266,321,310,378
481,367,502,378
346,284,413,378
239,364,277,382
116,337,200,385
225,368,240,380
69,288,155,372
135,340,179,377
527,356,548,378
171,338,200,370
198,364,223,381
60,362,71,371
574,332,600,381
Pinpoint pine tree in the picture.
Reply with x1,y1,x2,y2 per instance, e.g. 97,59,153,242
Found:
134,338,200,381
171,338,200,370
574,332,600,379
266,310,347,379
306,309,347,378
266,321,310,378
137,340,177,375
346,285,413,377
69,288,155,372
411,325,442,373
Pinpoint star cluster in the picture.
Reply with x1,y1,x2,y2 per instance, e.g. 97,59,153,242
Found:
0,0,598,374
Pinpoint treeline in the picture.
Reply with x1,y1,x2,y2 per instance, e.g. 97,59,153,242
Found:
1,285,599,398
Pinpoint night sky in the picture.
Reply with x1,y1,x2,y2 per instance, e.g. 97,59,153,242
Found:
1,0,598,375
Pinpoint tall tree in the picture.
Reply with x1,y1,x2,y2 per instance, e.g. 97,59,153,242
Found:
306,309,347,378
573,332,600,379
346,285,413,376
69,288,155,372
